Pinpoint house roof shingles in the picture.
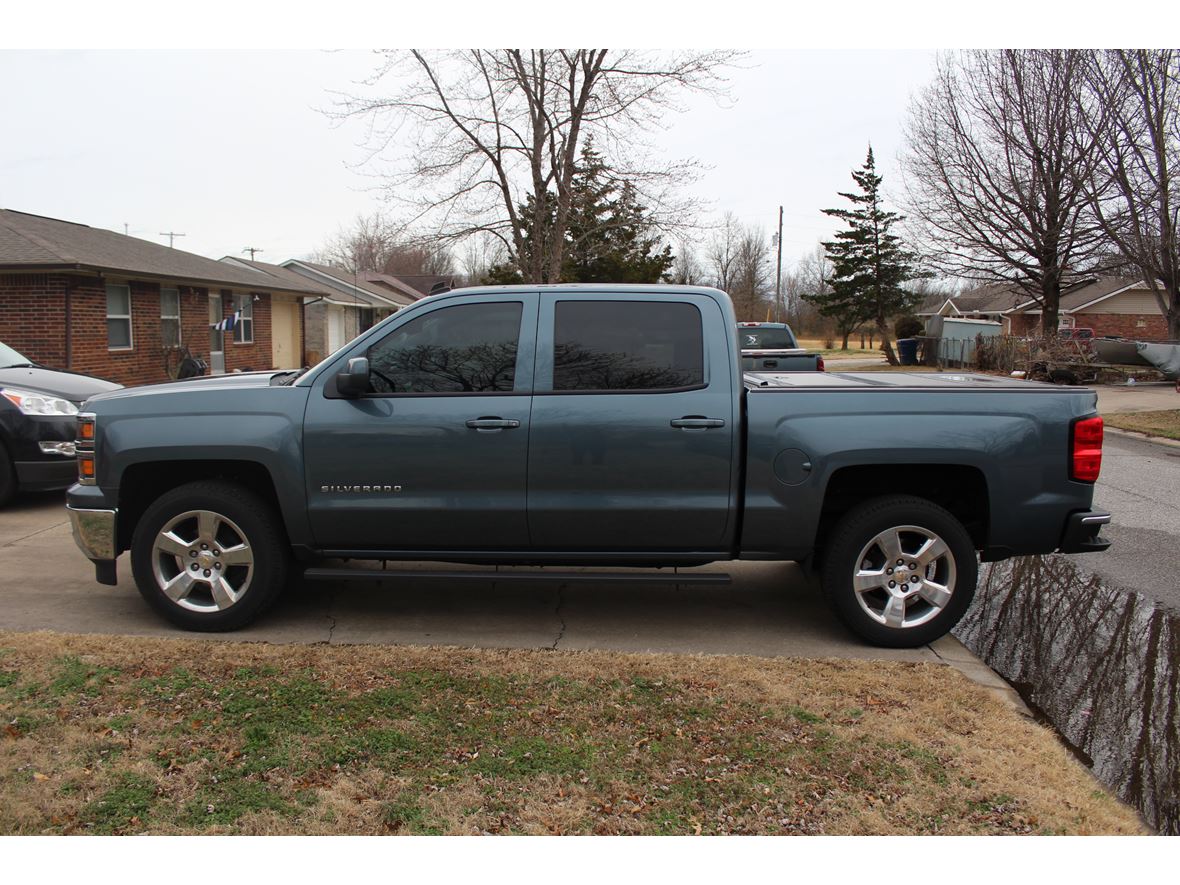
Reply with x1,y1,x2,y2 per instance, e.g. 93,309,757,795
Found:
0,209,323,296
281,259,414,308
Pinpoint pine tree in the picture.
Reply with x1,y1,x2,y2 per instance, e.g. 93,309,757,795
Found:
817,147,923,365
483,141,673,285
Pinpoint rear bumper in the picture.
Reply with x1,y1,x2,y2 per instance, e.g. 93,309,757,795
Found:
67,505,119,584
1058,510,1112,554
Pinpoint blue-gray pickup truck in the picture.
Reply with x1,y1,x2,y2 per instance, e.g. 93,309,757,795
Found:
66,284,1111,647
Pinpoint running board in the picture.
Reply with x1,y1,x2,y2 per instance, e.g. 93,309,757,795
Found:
302,567,731,585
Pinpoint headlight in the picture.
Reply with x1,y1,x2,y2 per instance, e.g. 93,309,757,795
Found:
0,387,80,416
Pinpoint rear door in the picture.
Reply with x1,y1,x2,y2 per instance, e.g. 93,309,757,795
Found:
303,294,537,551
526,293,738,552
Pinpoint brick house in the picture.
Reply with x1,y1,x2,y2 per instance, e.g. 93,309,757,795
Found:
920,277,1170,338
0,209,324,386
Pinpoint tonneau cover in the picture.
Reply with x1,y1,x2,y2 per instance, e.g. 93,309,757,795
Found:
744,371,1067,391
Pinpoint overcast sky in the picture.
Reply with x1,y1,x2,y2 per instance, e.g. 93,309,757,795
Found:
0,49,937,270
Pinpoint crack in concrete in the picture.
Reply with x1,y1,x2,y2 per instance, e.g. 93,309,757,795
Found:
325,584,338,645
1,520,69,548
550,584,567,650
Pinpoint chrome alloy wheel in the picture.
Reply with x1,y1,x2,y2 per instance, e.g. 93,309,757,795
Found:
851,524,956,630
150,509,254,612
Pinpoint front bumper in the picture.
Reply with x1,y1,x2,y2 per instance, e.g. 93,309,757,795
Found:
16,457,78,491
67,505,119,584
1059,510,1112,554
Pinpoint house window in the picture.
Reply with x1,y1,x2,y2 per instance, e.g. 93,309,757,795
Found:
160,288,181,347
106,284,133,350
233,295,254,344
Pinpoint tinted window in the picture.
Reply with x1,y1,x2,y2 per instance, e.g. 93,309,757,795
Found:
366,301,522,394
739,326,796,349
552,301,704,392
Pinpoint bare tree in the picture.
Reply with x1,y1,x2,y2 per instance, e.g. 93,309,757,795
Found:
730,225,773,321
319,213,454,276
705,212,742,294
1084,50,1180,338
668,236,704,285
902,50,1107,333
330,50,737,283
704,214,771,319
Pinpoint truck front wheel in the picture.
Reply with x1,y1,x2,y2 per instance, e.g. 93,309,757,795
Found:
820,495,977,648
130,480,289,631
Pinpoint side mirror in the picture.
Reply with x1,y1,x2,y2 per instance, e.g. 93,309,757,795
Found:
335,357,370,397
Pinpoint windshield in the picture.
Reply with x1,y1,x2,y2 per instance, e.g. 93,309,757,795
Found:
0,342,33,368
738,327,797,349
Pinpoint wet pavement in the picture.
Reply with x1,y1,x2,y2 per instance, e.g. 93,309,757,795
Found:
956,554,1179,834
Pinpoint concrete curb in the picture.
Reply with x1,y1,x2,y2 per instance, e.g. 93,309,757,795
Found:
928,635,1033,717
1104,425,1180,450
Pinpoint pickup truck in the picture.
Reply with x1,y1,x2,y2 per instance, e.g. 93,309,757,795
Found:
65,285,1111,647
737,321,824,372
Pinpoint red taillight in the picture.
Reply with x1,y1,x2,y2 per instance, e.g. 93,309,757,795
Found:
817,356,825,372
1071,416,1104,482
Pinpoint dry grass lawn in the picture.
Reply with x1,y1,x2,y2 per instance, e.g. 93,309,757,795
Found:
1104,410,1180,441
0,631,1143,835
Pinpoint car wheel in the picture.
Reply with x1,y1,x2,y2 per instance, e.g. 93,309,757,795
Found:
130,480,289,631
820,495,977,648
0,443,16,508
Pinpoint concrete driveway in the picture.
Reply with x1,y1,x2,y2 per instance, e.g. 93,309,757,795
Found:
1096,380,1179,414
0,492,1014,696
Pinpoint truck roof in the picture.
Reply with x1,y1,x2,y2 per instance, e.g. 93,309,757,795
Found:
431,283,729,299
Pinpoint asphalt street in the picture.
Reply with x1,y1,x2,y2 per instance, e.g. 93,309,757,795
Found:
1086,431,1180,614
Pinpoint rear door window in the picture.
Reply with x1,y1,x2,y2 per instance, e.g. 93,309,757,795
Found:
552,301,704,392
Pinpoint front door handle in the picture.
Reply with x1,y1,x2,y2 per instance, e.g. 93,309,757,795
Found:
670,416,726,430
466,417,521,431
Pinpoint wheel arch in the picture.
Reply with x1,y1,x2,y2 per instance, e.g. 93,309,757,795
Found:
116,459,291,554
815,463,990,560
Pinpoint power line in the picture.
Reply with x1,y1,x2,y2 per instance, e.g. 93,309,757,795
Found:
159,231,186,248
243,246,264,261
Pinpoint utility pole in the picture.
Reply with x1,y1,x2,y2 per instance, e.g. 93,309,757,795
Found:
159,231,186,248
774,206,784,323
243,247,264,261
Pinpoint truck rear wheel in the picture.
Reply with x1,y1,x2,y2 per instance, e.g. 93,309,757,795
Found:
130,480,289,631
820,495,976,648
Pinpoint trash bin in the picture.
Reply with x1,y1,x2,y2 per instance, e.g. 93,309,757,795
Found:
897,338,919,366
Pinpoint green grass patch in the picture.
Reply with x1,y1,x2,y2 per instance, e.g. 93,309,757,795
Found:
82,773,156,833
1104,409,1180,441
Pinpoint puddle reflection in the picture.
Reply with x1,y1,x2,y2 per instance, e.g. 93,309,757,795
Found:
954,555,1178,835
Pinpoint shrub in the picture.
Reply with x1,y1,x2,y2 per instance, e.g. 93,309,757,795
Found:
894,315,924,339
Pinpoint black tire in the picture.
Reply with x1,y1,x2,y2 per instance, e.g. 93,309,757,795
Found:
0,443,15,508
820,495,977,648
130,480,289,631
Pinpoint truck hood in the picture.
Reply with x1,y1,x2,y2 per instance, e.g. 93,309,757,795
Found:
0,365,122,405
86,371,284,404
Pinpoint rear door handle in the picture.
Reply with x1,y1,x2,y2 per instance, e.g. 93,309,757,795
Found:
670,417,726,430
466,417,521,431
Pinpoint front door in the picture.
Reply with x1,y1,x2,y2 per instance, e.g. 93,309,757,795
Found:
272,299,300,368
208,294,226,374
303,295,537,551
526,294,738,552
